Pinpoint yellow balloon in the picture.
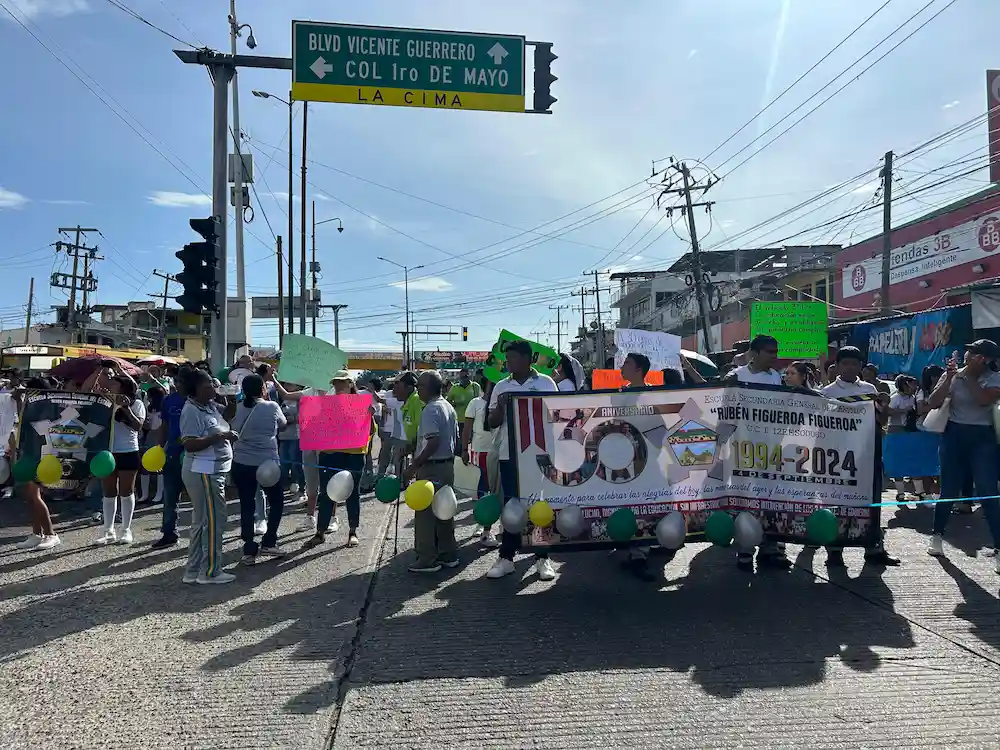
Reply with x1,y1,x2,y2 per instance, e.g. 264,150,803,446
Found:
404,480,434,511
528,500,554,528
36,455,63,485
141,445,167,472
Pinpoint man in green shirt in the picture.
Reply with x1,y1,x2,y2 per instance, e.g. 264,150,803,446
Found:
399,373,425,448
446,368,480,455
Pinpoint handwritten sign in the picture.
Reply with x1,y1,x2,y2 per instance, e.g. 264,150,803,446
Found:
591,369,665,390
750,301,828,359
299,394,373,451
279,334,348,390
613,328,682,373
483,329,558,383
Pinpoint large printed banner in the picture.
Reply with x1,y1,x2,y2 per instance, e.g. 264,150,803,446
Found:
16,390,115,488
510,385,877,550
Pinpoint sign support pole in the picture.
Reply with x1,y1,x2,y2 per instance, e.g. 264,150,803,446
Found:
879,150,894,316
210,62,232,371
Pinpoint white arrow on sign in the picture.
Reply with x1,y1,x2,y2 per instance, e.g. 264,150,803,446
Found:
310,56,334,79
487,42,508,65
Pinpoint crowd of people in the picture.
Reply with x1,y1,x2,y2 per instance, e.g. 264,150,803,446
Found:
6,333,1000,585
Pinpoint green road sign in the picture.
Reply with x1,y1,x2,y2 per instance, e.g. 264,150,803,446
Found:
291,21,526,113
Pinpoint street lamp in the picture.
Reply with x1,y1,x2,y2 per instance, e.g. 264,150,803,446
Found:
252,89,298,335
379,257,424,370
311,208,344,336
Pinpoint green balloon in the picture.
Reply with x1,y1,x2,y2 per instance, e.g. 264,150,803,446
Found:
705,511,735,546
375,475,401,503
11,457,37,484
90,450,117,479
606,507,637,542
806,508,840,546
473,494,503,527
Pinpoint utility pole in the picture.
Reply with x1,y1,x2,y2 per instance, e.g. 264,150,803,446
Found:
530,330,547,345
299,101,308,335
53,227,100,343
24,278,34,345
276,235,284,347
582,271,612,366
227,0,249,302
317,303,348,347
311,206,343,337
549,304,569,352
151,270,177,354
379,257,424,371
661,161,716,353
879,150,894,315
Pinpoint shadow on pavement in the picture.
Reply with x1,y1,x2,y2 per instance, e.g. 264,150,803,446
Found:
887,504,989,558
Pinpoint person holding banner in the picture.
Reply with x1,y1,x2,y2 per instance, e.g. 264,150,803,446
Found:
230,374,288,564
404,371,460,573
304,371,374,550
464,380,499,547
485,340,558,581
821,346,900,568
267,376,324,533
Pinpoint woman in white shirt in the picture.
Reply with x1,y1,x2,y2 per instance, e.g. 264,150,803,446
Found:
911,365,945,501
92,368,146,545
463,381,499,547
554,353,585,392
883,375,919,502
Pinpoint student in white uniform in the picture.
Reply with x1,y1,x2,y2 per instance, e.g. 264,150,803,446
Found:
726,335,790,572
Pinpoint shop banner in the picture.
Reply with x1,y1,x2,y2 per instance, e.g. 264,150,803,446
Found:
16,390,115,488
510,385,877,550
866,306,971,376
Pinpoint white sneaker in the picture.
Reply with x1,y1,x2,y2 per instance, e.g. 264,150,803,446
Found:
479,529,500,548
296,514,317,532
535,558,557,581
253,520,267,536
289,483,300,494
486,558,516,579
258,545,285,558
16,534,41,550
94,529,117,545
927,534,944,557
117,528,134,545
196,572,236,585
34,535,61,550
328,518,340,535
90,512,103,523
983,548,999,558
182,572,198,584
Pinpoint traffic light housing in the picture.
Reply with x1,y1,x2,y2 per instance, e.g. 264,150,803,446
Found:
462,326,468,341
175,216,221,314
532,43,557,114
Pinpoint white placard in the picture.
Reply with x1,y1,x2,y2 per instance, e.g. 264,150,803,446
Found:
613,328,682,372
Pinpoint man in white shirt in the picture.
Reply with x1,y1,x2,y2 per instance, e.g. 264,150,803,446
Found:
485,340,558,581
727,335,790,572
820,346,900,568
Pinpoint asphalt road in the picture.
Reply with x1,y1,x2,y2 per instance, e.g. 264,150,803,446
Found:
3,489,1000,750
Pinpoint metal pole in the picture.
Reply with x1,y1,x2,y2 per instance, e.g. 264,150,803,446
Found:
24,277,33,345
159,272,170,354
209,62,232,370
277,235,284,348
229,0,246,302
80,249,90,345
333,305,341,348
299,101,308,334
404,266,411,371
287,95,294,335
680,163,714,354
68,227,81,337
593,270,605,366
311,200,317,337
879,150,894,315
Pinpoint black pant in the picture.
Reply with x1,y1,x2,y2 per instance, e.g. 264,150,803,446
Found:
232,461,285,554
317,451,365,535
497,459,548,562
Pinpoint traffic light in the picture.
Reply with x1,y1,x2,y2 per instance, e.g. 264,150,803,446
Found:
175,216,220,314
532,43,557,113
462,326,468,341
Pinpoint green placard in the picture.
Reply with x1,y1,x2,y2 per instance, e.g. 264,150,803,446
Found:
279,334,349,390
750,301,828,359
483,329,558,383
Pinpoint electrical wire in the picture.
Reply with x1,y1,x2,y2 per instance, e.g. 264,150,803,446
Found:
102,0,202,49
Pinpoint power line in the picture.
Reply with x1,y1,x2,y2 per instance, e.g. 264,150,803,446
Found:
102,0,202,49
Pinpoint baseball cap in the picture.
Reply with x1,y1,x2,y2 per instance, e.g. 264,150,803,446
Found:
967,339,1000,358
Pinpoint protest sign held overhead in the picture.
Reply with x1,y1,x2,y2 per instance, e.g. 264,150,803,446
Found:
299,393,373,451
279,334,349,390
507,384,877,551
613,328,682,373
750,301,828,359
483,329,558,383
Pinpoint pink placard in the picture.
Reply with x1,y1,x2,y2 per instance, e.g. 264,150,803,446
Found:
299,394,373,451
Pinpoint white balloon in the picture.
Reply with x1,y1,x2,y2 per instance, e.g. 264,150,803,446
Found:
555,504,585,538
255,459,281,488
500,499,528,535
733,511,764,549
655,511,687,550
431,485,458,521
326,470,355,503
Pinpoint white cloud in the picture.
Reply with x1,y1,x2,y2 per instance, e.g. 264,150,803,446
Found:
391,276,453,292
4,0,88,20
942,100,960,109
0,187,28,209
148,191,212,208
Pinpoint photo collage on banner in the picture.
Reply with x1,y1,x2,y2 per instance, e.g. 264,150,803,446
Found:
509,384,877,550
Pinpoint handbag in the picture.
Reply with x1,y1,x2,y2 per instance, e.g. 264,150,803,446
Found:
922,399,950,433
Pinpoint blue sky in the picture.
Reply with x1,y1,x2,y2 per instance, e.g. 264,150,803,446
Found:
1,0,998,353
